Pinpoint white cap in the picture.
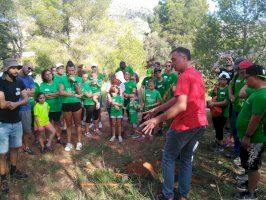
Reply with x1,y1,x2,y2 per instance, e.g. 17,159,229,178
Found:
219,72,230,79
115,71,126,83
56,63,64,68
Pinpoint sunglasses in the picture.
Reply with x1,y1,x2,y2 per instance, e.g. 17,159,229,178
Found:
166,65,171,67
28,67,33,71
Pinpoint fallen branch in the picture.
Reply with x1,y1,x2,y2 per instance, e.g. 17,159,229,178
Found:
80,182,131,187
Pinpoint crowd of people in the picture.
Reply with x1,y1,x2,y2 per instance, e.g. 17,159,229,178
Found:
0,47,265,200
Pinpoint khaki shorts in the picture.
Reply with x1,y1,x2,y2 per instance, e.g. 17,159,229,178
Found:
19,110,32,134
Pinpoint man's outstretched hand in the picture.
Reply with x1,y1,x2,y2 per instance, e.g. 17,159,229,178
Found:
139,117,159,135
142,108,157,120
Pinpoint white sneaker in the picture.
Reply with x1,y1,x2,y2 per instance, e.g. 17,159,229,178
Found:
85,132,93,138
76,142,82,151
95,129,102,135
99,122,103,129
89,124,94,128
96,103,100,110
109,136,116,142
65,143,73,151
118,136,123,143
234,157,241,166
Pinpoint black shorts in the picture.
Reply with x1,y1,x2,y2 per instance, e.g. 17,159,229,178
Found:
49,111,62,122
84,105,100,122
62,102,81,112
240,143,265,171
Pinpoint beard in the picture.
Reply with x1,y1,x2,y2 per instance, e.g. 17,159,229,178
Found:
7,71,17,80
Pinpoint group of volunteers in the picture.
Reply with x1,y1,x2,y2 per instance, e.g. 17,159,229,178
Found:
209,55,265,200
0,46,265,200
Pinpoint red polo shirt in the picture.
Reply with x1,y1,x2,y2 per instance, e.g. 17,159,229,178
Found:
170,67,208,131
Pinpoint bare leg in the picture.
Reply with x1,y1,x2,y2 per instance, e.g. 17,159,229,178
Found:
63,111,73,143
73,109,82,143
0,154,7,175
38,131,45,150
54,121,61,139
117,118,122,137
111,118,116,137
10,148,19,166
248,171,260,193
47,126,56,147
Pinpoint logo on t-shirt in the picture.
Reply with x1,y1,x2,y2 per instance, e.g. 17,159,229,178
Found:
15,88,21,96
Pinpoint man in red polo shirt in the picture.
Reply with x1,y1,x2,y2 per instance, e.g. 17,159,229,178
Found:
141,47,208,200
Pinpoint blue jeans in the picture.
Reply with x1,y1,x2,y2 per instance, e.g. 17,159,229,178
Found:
162,126,205,198
231,109,240,156
0,122,23,154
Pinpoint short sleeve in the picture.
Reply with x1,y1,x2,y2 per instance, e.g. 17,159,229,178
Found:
252,96,266,115
174,73,190,96
33,105,38,116
157,91,162,101
28,77,35,89
19,79,26,91
0,79,4,92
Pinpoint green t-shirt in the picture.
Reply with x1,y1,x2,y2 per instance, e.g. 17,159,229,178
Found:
230,75,246,112
124,80,137,94
217,86,229,118
53,74,64,85
110,95,124,117
60,75,82,103
30,82,40,110
246,87,255,98
141,77,152,88
163,72,178,99
143,89,162,111
154,77,169,98
39,81,61,112
115,66,134,76
126,100,139,124
81,82,95,106
236,88,266,143
89,77,103,94
34,102,50,126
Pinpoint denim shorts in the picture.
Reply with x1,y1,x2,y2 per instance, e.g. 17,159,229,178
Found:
0,122,23,154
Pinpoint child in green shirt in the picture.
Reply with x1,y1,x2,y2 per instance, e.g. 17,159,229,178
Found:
126,96,140,137
89,72,102,110
34,93,56,153
109,86,124,143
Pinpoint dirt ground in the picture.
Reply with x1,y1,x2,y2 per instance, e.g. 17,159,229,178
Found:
1,111,265,200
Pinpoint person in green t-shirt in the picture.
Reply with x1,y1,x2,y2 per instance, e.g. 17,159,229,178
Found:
154,67,169,102
39,69,63,144
234,64,265,200
88,71,102,110
109,85,124,143
162,61,178,100
34,93,56,153
81,72,101,136
139,79,162,142
228,59,253,159
208,73,230,149
59,60,83,152
126,96,140,136
54,63,65,84
115,61,134,78
124,71,137,118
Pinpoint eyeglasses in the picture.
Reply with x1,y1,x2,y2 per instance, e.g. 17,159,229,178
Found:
28,67,33,71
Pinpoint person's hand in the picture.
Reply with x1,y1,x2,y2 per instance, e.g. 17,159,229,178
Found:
208,102,214,108
140,117,159,135
241,136,251,149
142,108,157,120
75,94,83,98
115,105,119,110
6,101,18,110
69,76,75,82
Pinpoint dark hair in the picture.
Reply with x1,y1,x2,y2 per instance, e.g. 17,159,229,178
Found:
154,62,161,66
78,64,84,69
171,47,191,61
36,92,45,102
41,69,53,83
109,85,120,96
148,78,155,84
66,60,75,68
119,61,126,69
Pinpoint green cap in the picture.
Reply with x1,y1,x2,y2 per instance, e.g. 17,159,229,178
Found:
146,68,153,77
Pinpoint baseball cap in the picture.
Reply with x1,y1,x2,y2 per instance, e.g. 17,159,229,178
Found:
238,60,253,70
56,63,64,68
154,67,162,73
246,65,266,79
233,57,245,68
1,58,22,72
218,72,230,79
146,68,153,77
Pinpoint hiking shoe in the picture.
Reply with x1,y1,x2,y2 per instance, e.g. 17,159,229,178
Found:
24,147,35,155
98,122,103,129
109,136,116,142
236,181,258,192
118,136,123,143
76,142,82,151
234,191,257,200
1,179,9,194
85,132,93,138
155,193,174,200
65,143,73,152
10,170,28,179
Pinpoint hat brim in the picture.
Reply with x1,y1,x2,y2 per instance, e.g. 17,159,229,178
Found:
1,64,23,72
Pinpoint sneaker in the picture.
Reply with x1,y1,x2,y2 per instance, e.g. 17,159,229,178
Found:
89,123,94,128
96,103,100,110
98,122,103,129
234,191,257,200
76,142,82,151
218,147,224,152
65,143,73,151
94,129,102,135
118,136,123,142
234,157,241,166
236,181,258,192
81,120,85,126
1,179,9,194
24,147,35,155
10,170,28,179
109,136,116,142
85,132,93,138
